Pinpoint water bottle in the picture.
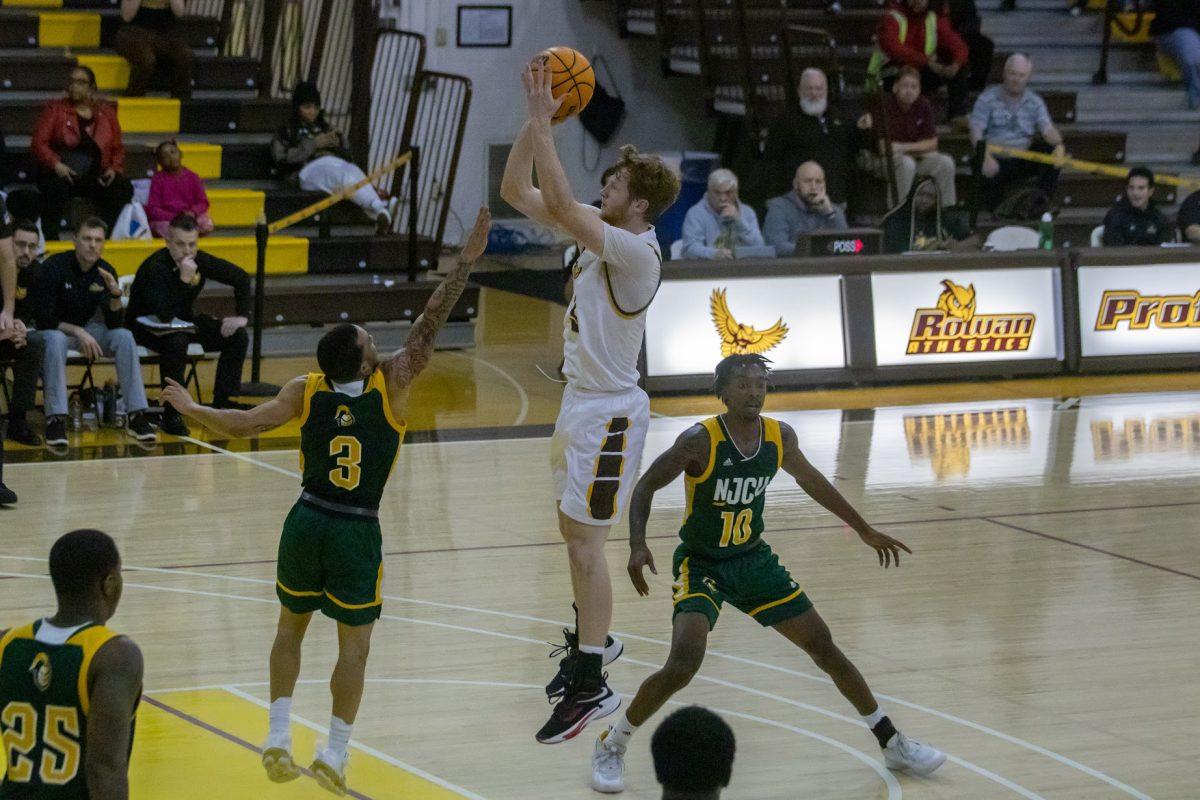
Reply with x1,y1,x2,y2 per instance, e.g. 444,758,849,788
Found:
68,393,83,431
101,382,117,427
1038,212,1054,250
114,395,127,430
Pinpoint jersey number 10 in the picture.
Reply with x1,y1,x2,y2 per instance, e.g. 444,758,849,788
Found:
1,702,82,785
718,509,754,547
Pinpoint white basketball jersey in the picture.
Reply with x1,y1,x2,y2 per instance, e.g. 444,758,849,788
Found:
563,213,662,393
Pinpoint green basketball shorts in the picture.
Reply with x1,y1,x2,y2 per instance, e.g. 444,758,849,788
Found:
276,500,383,626
671,541,812,631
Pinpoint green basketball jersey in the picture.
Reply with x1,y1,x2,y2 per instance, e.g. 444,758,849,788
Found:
0,621,135,799
679,416,784,561
299,370,407,511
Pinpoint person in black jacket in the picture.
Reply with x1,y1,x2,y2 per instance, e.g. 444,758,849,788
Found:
944,0,995,96
2,219,46,448
127,213,250,436
1102,167,1171,247
36,217,155,445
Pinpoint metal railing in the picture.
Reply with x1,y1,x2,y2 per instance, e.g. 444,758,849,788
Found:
1093,0,1153,85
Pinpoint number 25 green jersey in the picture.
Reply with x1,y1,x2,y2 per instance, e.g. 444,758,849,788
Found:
679,416,784,560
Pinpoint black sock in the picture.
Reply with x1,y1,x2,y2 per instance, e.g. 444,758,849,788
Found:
871,716,898,748
574,652,603,691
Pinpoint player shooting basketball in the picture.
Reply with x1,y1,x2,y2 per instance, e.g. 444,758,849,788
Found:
501,59,680,744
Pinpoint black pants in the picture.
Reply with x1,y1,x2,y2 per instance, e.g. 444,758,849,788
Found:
962,31,995,93
920,65,970,119
0,337,43,419
3,188,41,227
114,24,194,99
982,139,1060,212
38,169,134,239
132,315,248,405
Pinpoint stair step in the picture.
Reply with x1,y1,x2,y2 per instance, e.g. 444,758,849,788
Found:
0,96,287,136
205,188,265,228
0,51,259,92
43,235,309,277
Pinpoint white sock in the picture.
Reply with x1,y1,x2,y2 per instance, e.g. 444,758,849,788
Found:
604,712,638,749
579,644,605,656
328,715,353,758
268,697,292,742
862,707,886,729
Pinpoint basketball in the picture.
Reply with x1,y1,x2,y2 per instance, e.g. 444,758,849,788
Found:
535,46,594,123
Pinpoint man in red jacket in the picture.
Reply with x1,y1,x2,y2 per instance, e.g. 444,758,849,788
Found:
869,0,971,124
32,66,134,239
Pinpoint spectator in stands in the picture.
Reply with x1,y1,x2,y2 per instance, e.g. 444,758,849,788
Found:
882,176,977,253
867,66,957,206
970,54,1066,218
764,162,848,257
2,205,44,449
869,0,971,124
651,706,735,799
116,0,194,100
32,66,134,240
35,218,155,446
943,0,994,97
680,169,765,259
1177,187,1200,243
272,82,395,235
1102,167,1171,246
4,220,47,446
146,141,212,238
1152,0,1200,110
761,68,873,208
127,214,250,437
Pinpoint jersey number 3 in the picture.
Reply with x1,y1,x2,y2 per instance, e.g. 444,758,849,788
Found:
1,702,82,785
329,435,363,491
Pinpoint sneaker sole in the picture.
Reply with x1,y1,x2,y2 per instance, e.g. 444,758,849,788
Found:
589,776,626,794
261,748,301,783
45,438,68,447
310,759,348,796
536,692,621,746
126,429,158,442
885,751,947,777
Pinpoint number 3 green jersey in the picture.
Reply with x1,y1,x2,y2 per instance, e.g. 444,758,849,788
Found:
298,370,407,511
680,416,784,560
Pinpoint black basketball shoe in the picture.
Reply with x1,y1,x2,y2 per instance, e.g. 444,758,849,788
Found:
536,672,620,745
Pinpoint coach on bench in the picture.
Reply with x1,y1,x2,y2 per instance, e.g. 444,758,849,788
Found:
127,213,251,437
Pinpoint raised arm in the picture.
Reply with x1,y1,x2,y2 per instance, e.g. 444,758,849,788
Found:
161,374,305,438
522,64,606,254
381,207,491,398
779,423,911,567
85,636,143,800
627,425,710,595
500,122,556,227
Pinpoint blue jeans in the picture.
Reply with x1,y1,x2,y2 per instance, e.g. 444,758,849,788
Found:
1157,27,1200,109
34,326,149,418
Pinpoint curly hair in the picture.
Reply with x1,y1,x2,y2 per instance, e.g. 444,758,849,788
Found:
713,354,773,397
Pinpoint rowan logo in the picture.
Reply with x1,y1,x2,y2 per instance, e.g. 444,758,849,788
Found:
1094,289,1200,330
710,288,788,357
334,405,355,428
29,652,52,692
907,280,1036,355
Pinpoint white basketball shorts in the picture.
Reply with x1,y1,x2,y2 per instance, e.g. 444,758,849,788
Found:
551,384,650,526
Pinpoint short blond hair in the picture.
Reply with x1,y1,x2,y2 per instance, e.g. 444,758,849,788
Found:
614,144,681,222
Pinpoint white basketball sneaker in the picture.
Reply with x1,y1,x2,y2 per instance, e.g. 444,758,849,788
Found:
310,743,350,795
590,731,626,793
261,733,301,783
883,732,947,777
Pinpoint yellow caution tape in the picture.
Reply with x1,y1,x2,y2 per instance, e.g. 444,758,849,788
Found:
267,150,413,235
986,144,1200,190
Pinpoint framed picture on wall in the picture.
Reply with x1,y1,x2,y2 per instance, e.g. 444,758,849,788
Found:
457,4,512,48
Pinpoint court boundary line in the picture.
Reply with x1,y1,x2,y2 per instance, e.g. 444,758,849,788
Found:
0,567,1039,800
141,695,377,800
982,518,1200,582
443,351,530,428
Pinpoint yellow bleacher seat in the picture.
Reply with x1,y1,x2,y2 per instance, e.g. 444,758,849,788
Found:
44,237,309,277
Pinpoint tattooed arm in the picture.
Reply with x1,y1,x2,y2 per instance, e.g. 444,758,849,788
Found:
381,207,491,416
161,375,306,438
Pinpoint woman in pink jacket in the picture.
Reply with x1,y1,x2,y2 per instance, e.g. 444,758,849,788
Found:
145,140,213,238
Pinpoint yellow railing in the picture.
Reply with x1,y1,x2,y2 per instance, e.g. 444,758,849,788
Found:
986,145,1200,191
267,149,413,234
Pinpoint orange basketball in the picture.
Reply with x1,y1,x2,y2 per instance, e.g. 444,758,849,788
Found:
535,47,594,124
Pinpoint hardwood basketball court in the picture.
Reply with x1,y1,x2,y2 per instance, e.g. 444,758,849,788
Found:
2,381,1196,799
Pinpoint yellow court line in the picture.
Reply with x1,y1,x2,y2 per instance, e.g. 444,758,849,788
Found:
135,689,468,799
